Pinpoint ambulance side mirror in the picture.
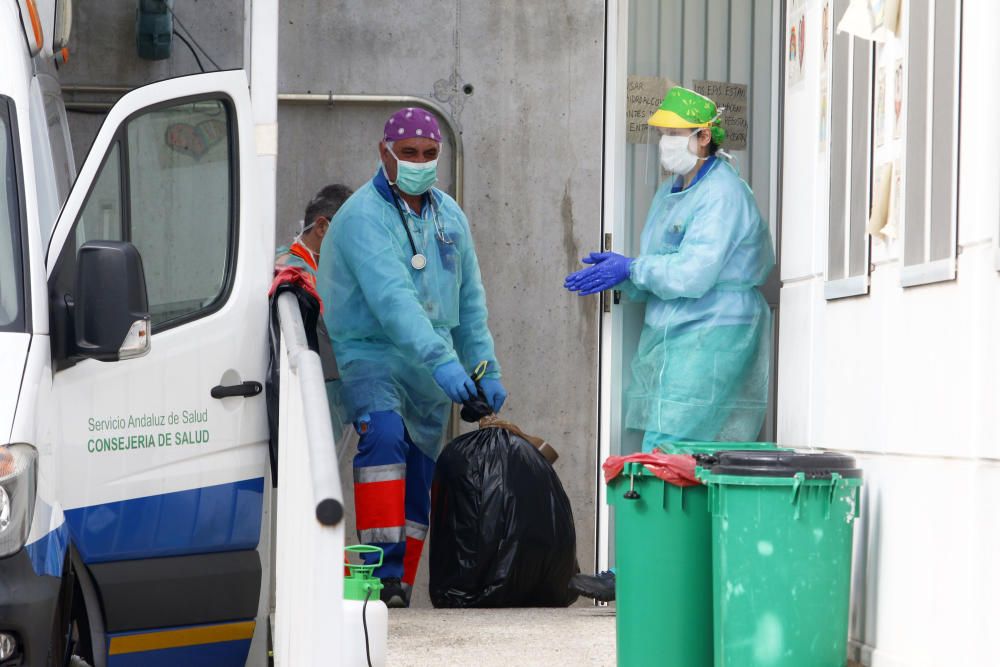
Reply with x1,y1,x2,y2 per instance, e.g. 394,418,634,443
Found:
74,241,152,362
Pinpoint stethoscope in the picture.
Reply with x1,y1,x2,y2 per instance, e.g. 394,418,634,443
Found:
388,187,454,270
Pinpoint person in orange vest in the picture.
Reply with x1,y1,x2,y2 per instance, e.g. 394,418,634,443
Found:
273,184,354,451
275,183,354,290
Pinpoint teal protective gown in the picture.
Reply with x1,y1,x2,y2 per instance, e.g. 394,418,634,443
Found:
622,158,774,450
317,171,500,460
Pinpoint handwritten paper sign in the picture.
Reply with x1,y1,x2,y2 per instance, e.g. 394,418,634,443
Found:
626,75,673,144
693,80,749,150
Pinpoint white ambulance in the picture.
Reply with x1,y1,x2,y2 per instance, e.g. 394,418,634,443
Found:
1,1,275,664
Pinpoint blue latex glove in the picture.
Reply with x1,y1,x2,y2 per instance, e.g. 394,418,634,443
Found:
564,252,635,296
479,377,508,413
433,360,478,403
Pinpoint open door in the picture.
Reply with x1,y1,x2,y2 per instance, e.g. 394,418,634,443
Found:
598,0,782,574
46,71,272,665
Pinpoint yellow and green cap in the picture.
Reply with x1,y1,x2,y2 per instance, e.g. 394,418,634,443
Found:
648,86,726,145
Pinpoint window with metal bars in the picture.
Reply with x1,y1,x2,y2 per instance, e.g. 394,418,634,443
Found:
825,0,874,300
901,0,961,287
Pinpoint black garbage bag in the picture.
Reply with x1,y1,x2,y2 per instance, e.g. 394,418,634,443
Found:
429,394,579,608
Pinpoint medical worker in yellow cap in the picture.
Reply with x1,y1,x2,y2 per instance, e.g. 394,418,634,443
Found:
564,86,774,601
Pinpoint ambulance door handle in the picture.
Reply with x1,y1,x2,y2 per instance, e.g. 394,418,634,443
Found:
211,381,263,399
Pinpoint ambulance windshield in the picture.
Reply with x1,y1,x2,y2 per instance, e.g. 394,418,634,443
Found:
0,99,25,332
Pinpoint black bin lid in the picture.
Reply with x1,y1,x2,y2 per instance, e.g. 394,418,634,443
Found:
708,450,862,479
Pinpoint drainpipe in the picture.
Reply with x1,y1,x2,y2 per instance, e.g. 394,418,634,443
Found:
277,93,463,206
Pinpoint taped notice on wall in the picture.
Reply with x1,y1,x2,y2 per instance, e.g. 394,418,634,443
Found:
626,75,674,144
693,80,749,151
838,0,902,42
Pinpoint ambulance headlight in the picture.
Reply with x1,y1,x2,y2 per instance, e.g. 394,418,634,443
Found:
0,445,37,558
0,632,16,661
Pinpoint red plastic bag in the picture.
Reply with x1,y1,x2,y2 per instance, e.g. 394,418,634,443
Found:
268,266,322,312
603,452,700,487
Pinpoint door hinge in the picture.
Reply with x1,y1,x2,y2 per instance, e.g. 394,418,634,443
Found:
602,233,614,312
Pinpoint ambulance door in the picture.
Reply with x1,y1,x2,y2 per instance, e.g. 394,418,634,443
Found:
46,71,271,660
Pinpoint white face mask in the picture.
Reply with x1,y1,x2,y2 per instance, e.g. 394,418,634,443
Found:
293,218,323,262
658,131,701,175
293,232,319,264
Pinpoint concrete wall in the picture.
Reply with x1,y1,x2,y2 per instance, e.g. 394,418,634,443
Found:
59,0,245,166
778,1,999,664
60,1,606,607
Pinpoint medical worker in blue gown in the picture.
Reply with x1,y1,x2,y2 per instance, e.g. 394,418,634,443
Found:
318,108,505,608
564,86,775,601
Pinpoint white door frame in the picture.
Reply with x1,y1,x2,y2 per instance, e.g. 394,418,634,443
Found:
596,0,629,576
595,0,786,574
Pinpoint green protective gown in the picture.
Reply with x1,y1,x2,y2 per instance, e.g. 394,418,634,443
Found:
622,158,774,450
317,172,500,460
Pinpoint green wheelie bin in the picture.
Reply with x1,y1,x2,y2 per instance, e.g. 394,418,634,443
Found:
699,450,863,667
608,442,784,667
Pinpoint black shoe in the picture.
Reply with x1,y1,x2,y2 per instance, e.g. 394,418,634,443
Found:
569,571,616,602
379,577,411,608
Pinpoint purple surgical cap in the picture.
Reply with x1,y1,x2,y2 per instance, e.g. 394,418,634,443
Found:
383,107,442,143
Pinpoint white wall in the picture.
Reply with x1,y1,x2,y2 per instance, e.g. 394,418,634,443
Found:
777,1,1000,665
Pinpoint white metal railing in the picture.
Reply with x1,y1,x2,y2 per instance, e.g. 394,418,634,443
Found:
274,292,345,665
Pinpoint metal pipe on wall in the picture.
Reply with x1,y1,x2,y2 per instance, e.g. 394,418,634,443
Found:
278,93,463,206
61,86,465,207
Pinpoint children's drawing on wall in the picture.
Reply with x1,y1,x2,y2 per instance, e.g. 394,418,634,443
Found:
799,13,805,72
787,10,806,87
788,24,798,79
893,59,904,140
875,66,886,147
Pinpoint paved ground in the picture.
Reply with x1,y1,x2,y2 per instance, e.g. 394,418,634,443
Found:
387,606,617,666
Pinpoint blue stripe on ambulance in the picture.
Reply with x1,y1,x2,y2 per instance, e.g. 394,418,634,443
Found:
24,521,70,577
64,478,264,563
